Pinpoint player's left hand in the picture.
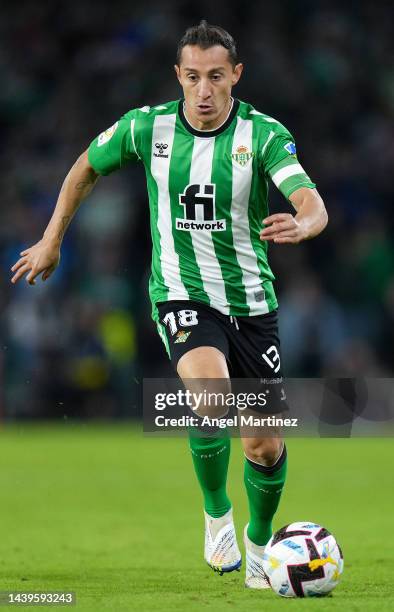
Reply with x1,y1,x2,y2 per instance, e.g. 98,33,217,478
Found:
260,213,306,244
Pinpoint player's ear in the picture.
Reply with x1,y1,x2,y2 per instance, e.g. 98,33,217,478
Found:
232,63,243,86
174,64,182,84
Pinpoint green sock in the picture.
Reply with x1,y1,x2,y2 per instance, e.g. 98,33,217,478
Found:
244,446,287,545
189,430,231,518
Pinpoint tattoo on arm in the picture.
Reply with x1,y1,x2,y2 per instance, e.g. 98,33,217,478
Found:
55,162,98,240
75,170,99,192
75,179,93,191
58,216,70,241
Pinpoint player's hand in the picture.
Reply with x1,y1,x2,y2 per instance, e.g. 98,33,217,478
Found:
11,239,61,285
260,213,306,244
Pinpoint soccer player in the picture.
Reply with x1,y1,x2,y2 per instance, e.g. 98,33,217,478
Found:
11,21,328,588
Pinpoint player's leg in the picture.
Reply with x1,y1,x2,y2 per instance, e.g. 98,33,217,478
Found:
177,346,232,522
239,423,287,588
242,434,287,547
177,346,242,573
226,310,288,586
157,301,241,574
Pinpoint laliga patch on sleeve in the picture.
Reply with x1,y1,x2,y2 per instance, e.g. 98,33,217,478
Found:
284,142,296,155
97,121,119,147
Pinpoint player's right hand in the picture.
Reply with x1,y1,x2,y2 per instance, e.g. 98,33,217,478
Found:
11,239,61,286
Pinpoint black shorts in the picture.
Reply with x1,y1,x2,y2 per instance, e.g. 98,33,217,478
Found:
157,300,286,414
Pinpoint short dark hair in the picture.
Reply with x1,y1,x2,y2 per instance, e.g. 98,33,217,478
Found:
176,20,238,67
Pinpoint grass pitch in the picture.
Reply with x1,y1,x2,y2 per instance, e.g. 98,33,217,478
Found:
0,423,392,611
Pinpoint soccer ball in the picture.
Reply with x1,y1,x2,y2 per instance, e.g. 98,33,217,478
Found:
262,522,344,597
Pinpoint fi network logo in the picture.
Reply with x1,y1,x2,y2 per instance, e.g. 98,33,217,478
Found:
176,183,226,231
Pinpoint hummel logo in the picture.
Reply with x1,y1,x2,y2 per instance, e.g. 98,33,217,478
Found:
154,142,169,158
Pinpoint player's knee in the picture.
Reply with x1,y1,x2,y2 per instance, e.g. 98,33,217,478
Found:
186,378,231,419
244,438,282,466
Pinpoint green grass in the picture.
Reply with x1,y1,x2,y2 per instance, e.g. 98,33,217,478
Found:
0,423,392,611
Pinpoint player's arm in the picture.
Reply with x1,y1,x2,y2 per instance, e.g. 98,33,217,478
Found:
259,125,328,244
260,187,328,244
11,110,140,286
11,150,99,285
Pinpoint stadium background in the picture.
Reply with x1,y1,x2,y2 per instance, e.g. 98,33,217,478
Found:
1,0,393,419
0,3,393,610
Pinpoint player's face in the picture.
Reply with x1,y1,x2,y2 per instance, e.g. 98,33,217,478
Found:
175,45,243,130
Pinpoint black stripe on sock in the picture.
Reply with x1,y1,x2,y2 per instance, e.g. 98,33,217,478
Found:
246,444,287,475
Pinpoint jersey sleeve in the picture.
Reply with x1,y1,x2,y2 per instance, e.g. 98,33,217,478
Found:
261,123,316,199
88,110,140,176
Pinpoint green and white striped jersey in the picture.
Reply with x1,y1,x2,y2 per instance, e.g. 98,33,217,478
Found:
88,99,315,321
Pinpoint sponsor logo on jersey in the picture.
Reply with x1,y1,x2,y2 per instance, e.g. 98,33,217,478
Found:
154,142,169,158
176,183,226,232
97,121,119,147
174,330,191,343
231,145,254,166
284,142,296,155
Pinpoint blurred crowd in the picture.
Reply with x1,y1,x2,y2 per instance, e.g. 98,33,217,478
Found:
0,0,393,418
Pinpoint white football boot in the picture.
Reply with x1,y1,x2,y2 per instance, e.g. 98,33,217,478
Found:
244,525,271,589
204,508,242,575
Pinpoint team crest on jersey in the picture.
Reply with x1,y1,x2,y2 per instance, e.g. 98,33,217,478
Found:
231,145,254,166
174,330,191,343
97,121,119,147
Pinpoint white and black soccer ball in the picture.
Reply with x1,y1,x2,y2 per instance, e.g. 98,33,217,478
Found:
262,522,344,597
